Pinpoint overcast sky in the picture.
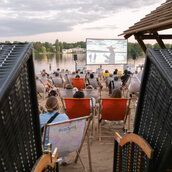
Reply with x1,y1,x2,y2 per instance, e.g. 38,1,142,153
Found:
0,0,167,43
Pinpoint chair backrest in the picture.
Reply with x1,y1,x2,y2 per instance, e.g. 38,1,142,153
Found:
113,132,153,172
72,78,85,90
0,43,42,172
44,117,88,157
79,74,86,78
63,98,92,119
52,77,63,87
88,78,99,88
68,74,76,84
82,89,100,103
106,77,114,86
36,80,46,93
101,98,128,121
134,49,172,170
59,89,76,98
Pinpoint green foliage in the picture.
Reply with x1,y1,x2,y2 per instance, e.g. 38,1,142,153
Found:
1,40,172,59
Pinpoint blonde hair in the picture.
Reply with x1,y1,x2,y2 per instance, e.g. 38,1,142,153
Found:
45,96,59,112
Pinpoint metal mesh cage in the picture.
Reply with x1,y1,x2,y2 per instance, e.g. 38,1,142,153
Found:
0,43,42,172
134,49,172,170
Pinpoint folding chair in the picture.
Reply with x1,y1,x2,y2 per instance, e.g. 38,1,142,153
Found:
113,132,153,172
42,117,92,172
52,77,64,88
72,78,85,90
82,89,100,103
63,98,95,136
36,82,47,99
88,78,99,88
98,98,130,142
58,89,76,110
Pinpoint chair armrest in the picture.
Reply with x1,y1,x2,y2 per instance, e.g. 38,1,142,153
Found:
31,148,58,172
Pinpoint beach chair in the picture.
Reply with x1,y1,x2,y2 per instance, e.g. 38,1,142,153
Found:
52,77,64,88
42,117,92,172
58,89,76,110
72,78,85,90
36,81,47,99
0,43,58,172
63,98,95,136
68,74,76,84
98,98,130,142
82,89,100,103
113,132,153,172
88,78,100,88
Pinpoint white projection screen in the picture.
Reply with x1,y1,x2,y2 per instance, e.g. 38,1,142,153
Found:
86,38,127,65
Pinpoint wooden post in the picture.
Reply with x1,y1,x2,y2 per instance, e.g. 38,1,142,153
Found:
153,32,166,48
134,33,147,53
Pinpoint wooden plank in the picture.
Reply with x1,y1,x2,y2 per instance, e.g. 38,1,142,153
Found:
140,34,172,40
32,148,58,172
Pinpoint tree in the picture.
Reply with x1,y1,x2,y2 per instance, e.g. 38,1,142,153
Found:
55,39,60,53
41,46,46,54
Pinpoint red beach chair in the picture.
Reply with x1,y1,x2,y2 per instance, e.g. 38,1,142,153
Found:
98,98,130,142
72,78,85,90
63,98,95,136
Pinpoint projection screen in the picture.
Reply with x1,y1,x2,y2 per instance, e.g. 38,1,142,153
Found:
86,38,127,65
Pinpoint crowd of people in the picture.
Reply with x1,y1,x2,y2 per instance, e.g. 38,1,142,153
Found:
37,67,141,165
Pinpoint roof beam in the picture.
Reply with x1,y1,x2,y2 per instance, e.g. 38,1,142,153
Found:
134,33,147,53
140,34,172,40
153,32,166,48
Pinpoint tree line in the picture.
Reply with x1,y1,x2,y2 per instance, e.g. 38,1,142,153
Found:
1,40,172,59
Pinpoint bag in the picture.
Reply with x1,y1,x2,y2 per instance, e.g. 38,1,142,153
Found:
41,112,59,133
48,90,57,97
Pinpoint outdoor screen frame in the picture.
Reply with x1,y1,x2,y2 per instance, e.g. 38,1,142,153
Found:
86,38,128,65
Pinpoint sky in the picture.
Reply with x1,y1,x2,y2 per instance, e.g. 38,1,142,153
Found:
0,0,168,43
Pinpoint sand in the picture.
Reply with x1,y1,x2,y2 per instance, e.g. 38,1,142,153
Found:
38,80,137,172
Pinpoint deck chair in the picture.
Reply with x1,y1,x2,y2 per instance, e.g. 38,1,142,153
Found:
88,78,99,88
72,78,85,90
68,74,76,84
36,79,47,99
58,89,76,110
113,132,153,172
42,117,92,172
52,77,64,88
98,98,130,142
63,98,95,136
82,89,100,103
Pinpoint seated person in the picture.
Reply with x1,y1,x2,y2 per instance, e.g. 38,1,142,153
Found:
73,91,95,110
40,73,54,90
75,75,80,78
40,96,69,142
65,84,73,89
113,69,118,75
108,76,121,94
73,91,84,98
111,88,122,98
88,73,102,88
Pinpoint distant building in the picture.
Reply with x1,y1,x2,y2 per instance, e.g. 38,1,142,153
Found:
62,47,86,54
